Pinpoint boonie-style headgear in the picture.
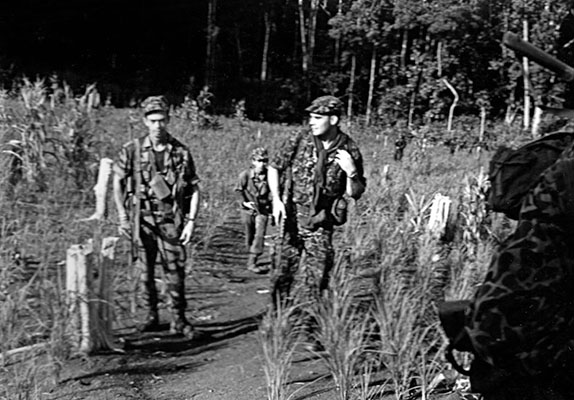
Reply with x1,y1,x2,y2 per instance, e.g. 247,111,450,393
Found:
305,95,344,116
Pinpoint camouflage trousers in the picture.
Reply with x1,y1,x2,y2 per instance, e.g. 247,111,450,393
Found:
271,204,334,315
137,213,187,316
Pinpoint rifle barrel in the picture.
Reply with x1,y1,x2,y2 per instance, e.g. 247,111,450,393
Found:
503,32,574,82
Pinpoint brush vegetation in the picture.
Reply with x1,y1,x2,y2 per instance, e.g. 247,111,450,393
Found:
0,78,524,399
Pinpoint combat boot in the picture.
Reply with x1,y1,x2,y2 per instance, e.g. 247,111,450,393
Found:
170,314,196,339
247,253,269,274
138,309,160,333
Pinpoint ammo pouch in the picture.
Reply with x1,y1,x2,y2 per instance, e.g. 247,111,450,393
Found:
149,173,171,200
438,300,473,375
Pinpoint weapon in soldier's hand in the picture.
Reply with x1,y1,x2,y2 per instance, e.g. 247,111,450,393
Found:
503,32,574,82
129,116,141,314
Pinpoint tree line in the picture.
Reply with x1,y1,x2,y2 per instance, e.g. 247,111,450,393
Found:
1,0,573,124
204,0,574,125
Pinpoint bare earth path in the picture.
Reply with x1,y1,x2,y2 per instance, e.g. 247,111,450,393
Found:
46,214,335,400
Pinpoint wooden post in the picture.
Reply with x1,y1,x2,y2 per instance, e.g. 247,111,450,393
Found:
428,193,451,239
66,237,121,354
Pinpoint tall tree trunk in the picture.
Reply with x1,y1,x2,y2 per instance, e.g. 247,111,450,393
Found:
400,29,409,69
437,41,443,77
235,24,244,81
347,53,356,125
298,0,309,73
334,0,343,67
366,46,377,126
522,19,531,130
206,0,218,88
308,0,319,67
260,9,271,82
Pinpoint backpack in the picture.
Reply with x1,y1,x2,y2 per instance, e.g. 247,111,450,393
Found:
487,131,574,219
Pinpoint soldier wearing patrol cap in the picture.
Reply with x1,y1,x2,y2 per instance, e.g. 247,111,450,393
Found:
267,95,366,349
113,95,200,339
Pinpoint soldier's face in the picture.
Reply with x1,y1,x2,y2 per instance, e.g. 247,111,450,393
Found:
309,113,337,137
144,112,169,139
252,159,267,173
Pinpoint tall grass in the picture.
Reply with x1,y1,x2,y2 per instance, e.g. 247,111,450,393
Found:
259,300,300,400
310,256,374,400
0,79,526,399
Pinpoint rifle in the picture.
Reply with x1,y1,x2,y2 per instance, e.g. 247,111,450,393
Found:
503,32,574,82
129,118,141,314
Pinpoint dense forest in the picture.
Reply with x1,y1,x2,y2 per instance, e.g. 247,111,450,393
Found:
0,0,573,123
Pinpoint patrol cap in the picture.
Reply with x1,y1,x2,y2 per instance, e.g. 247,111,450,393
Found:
142,95,169,115
305,95,344,116
251,147,269,161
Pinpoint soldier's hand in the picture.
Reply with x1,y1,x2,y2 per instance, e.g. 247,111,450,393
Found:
272,199,285,226
334,149,357,176
243,201,256,210
180,220,195,245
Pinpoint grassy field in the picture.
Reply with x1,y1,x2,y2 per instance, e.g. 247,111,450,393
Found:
0,81,522,399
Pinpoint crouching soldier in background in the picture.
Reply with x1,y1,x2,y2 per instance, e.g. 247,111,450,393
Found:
234,147,272,274
113,95,200,339
268,95,366,348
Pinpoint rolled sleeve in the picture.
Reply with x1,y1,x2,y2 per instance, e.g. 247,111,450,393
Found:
184,152,200,186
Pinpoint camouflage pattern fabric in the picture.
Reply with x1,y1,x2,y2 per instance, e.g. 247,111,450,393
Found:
114,133,199,316
466,141,574,380
138,214,187,313
270,128,365,207
271,204,334,307
142,95,169,115
270,128,363,311
304,95,344,116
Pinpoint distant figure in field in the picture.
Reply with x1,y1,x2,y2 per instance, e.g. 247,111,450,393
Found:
112,95,200,339
234,147,272,274
267,95,366,348
197,85,214,115
394,134,407,161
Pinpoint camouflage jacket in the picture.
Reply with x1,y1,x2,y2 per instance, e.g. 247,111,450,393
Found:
270,128,365,207
114,133,199,214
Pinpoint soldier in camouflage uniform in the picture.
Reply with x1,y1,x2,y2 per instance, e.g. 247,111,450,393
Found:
113,95,200,339
268,95,366,344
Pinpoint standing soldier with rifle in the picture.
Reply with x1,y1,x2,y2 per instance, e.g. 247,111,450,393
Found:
113,95,200,339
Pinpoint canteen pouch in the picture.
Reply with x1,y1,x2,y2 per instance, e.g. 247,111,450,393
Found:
330,197,348,226
149,173,171,200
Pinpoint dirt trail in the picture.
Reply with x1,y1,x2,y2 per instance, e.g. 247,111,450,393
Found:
46,214,335,400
